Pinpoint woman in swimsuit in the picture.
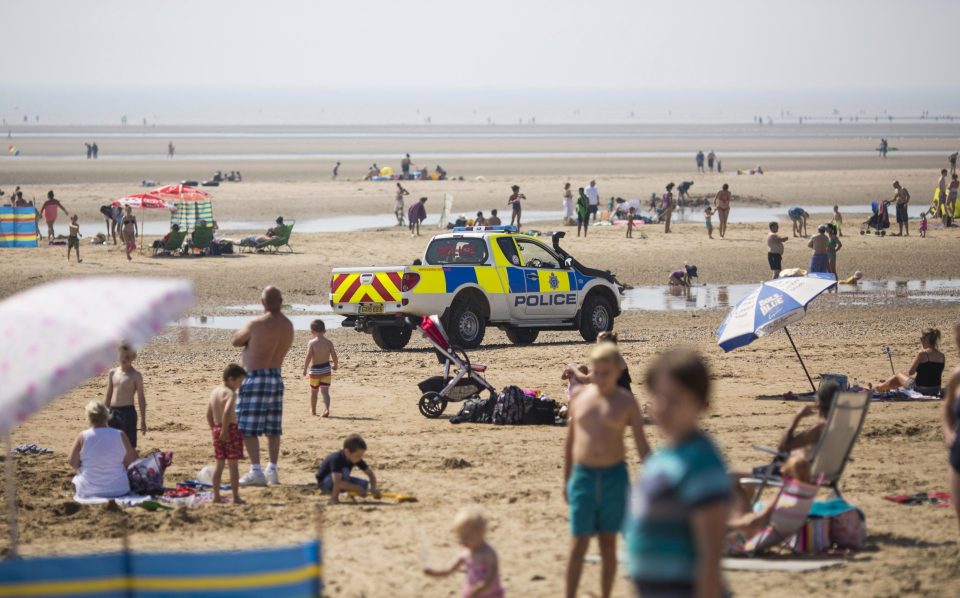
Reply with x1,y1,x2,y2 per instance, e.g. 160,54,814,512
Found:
874,328,946,396
662,183,675,234
121,206,138,261
713,183,732,238
944,323,960,532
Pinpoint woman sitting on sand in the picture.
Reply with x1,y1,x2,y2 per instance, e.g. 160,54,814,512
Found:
69,401,136,500
873,328,945,396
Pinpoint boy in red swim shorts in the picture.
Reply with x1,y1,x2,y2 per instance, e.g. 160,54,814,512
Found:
206,363,247,504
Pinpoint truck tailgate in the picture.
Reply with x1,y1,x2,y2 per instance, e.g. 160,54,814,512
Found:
330,267,406,309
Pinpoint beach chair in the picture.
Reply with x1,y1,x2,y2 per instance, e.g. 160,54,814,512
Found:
151,230,188,256
256,222,294,253
189,226,215,255
737,476,822,556
742,392,869,502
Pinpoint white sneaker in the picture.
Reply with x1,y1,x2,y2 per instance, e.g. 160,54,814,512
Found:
239,470,267,487
265,468,280,486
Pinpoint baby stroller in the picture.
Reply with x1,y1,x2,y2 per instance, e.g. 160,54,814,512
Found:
860,200,890,236
415,315,497,418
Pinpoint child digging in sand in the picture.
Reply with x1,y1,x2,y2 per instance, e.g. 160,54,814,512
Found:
316,434,378,504
424,506,504,598
624,350,732,597
206,364,247,504
303,319,338,417
565,343,649,598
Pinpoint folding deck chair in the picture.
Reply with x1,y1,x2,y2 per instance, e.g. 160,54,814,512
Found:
151,230,188,256
735,476,823,555
742,392,870,502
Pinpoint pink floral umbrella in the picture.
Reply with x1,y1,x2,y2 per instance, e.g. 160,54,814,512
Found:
0,276,195,554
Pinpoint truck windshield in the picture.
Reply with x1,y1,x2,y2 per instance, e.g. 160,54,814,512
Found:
425,237,489,265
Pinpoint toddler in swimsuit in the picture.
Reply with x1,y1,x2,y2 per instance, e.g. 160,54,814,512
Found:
206,364,247,504
303,319,338,417
424,506,504,598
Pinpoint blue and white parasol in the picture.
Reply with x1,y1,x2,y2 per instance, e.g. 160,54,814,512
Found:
717,273,836,390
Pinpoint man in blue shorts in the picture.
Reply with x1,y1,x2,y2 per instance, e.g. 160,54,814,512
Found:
232,286,295,486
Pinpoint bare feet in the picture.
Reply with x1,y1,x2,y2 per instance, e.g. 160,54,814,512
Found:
327,497,340,505
233,496,246,505
321,410,330,418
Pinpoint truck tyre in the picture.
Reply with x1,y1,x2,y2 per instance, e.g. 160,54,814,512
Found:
579,293,614,342
447,297,486,349
371,324,413,350
505,328,539,345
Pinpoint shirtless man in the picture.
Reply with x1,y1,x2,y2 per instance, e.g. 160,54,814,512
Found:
766,221,788,279
564,343,648,598
104,343,147,450
394,182,409,226
714,183,732,239
808,224,830,274
231,286,295,486
892,180,911,236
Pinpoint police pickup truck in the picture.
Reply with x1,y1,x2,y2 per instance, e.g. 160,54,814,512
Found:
329,226,623,350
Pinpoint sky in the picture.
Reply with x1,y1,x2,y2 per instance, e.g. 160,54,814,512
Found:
1,0,957,124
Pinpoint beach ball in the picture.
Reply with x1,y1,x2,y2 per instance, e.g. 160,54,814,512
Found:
380,166,393,177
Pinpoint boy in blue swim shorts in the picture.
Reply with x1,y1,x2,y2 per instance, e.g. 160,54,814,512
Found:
564,343,649,598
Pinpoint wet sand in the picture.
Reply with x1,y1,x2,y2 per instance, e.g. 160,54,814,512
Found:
2,126,960,597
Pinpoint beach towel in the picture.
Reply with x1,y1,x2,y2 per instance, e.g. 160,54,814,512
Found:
882,491,952,507
722,557,845,572
870,389,942,401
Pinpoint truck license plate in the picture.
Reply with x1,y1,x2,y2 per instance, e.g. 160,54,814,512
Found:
359,304,384,315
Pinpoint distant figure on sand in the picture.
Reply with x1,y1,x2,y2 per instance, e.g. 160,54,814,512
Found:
766,222,788,279
832,205,844,237
704,206,714,239
409,197,428,236
563,182,574,222
661,183,675,234
40,190,68,240
231,286,295,486
714,183,731,238
487,209,502,226
808,224,830,273
121,206,138,260
332,161,340,180
206,364,247,504
424,507,505,598
826,223,842,286
585,180,600,223
787,207,808,237
395,182,409,226
564,343,648,598
401,153,413,179
696,150,705,173
892,180,911,236
167,141,175,158
576,187,589,237
67,215,82,263
508,185,525,229
303,319,338,417
919,212,928,237
669,264,697,287
708,150,716,172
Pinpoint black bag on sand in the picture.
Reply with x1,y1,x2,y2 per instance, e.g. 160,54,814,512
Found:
493,386,526,425
450,397,495,424
522,397,558,425
214,240,234,255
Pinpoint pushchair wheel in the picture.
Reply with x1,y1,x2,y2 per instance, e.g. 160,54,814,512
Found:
419,392,448,418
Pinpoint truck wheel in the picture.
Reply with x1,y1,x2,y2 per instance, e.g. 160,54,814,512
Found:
505,328,539,345
579,293,614,342
371,324,412,350
447,298,486,349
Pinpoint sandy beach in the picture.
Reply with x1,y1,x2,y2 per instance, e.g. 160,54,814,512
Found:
2,125,960,597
